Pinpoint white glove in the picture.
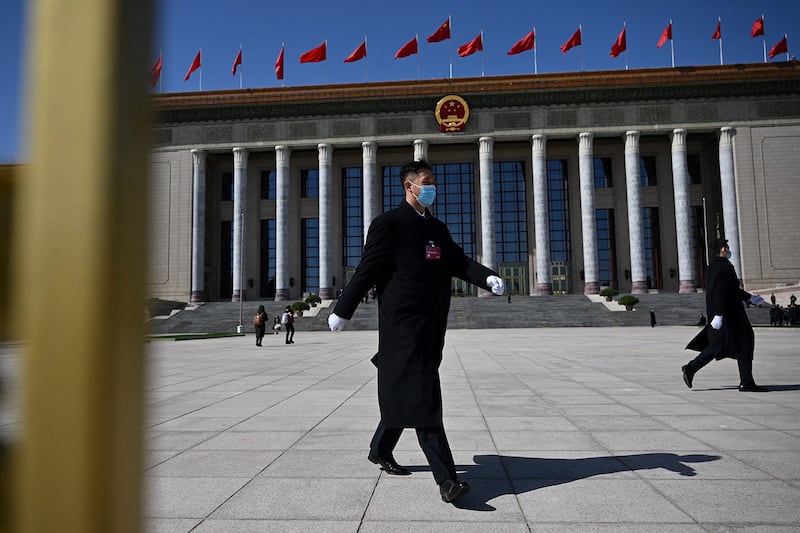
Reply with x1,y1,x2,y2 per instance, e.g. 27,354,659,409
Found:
486,275,505,296
328,312,348,331
710,315,723,330
749,294,765,306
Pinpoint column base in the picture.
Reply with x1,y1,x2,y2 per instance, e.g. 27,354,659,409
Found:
274,288,290,301
190,290,205,302
583,282,600,295
631,281,648,294
319,287,334,300
678,280,697,293
231,289,247,303
536,283,553,296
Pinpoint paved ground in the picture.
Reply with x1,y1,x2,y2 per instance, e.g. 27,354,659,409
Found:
143,326,800,532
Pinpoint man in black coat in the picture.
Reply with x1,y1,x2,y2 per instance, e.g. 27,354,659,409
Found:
328,160,504,503
682,238,767,392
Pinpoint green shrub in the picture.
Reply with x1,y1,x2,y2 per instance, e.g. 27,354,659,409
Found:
291,301,310,313
617,295,639,307
305,293,321,306
599,287,618,298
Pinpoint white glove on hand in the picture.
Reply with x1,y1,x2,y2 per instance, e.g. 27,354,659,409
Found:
328,313,349,332
486,275,505,296
749,294,765,306
710,315,723,330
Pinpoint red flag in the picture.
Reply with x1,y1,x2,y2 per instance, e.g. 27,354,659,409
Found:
711,19,721,40
751,16,764,38
394,36,418,59
232,48,242,76
657,22,672,48
457,32,483,57
508,30,535,55
344,40,367,63
768,35,788,58
610,25,627,58
560,27,582,54
150,53,162,88
275,46,285,80
184,50,201,81
427,17,451,43
300,42,327,63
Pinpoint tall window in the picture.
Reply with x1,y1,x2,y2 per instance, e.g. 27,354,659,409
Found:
301,218,319,294
219,220,233,298
259,219,276,297
342,167,363,268
493,161,527,263
643,207,661,289
596,209,617,288
260,170,276,200
301,169,319,198
433,162,476,257
382,165,404,212
687,154,702,185
691,205,706,287
640,156,657,186
221,172,233,201
594,157,613,188
547,159,571,263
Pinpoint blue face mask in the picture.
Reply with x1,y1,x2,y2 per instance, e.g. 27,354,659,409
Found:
726,250,732,259
410,182,437,207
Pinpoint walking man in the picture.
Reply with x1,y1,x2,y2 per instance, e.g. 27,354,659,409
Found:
328,160,504,503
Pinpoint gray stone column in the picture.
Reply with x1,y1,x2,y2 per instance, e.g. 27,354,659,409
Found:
413,139,429,161
671,129,697,292
362,141,379,239
578,133,600,294
624,131,648,294
318,143,334,299
532,134,552,295
274,145,291,301
719,127,742,278
190,149,207,302
231,147,249,302
478,137,496,296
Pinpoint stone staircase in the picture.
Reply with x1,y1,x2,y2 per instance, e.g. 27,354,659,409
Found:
147,293,773,336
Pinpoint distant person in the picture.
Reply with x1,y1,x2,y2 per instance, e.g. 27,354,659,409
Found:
697,314,707,326
327,159,504,504
770,293,776,306
650,308,656,327
281,305,295,344
253,305,268,347
683,238,767,392
272,315,282,335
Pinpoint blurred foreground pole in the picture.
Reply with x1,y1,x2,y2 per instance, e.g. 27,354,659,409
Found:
12,0,153,531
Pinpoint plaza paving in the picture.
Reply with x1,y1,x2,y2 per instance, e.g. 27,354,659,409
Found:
143,326,800,532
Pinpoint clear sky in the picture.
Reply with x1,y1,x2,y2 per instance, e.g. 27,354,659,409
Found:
1,0,797,163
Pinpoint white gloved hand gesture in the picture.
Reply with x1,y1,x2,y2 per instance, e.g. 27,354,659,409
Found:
749,294,765,306
486,275,505,296
328,312,349,331
710,315,723,330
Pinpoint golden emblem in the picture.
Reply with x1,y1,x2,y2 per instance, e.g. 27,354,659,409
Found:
435,95,469,133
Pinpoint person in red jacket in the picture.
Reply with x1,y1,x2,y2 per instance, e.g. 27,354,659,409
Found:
328,160,504,503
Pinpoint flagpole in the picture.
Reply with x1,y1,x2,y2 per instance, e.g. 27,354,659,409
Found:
533,27,538,74
480,30,485,77
364,35,368,82
324,39,328,84
239,44,243,89
449,15,453,79
785,35,790,61
719,17,724,65
416,34,420,81
624,22,628,71
199,46,202,91
159,50,162,93
669,19,675,68
761,14,767,63
579,24,584,71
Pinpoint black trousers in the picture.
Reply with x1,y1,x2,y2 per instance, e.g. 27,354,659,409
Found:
370,420,457,484
687,347,755,386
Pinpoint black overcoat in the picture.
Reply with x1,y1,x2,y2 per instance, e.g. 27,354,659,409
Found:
333,201,497,427
686,256,754,360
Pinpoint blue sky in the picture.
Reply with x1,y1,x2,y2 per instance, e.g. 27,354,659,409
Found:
2,0,797,163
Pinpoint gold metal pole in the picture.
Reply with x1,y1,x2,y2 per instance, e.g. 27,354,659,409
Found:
12,0,153,531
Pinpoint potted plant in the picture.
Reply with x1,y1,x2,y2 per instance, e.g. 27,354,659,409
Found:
305,293,321,307
599,287,619,302
291,301,310,317
617,294,639,311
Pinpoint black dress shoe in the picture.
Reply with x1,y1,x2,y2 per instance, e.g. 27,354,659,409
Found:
739,383,768,392
368,454,411,475
439,479,471,503
682,365,694,389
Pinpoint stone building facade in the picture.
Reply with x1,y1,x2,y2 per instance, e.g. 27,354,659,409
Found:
150,62,800,302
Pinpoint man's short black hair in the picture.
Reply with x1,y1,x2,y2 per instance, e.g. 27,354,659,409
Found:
711,237,729,252
399,159,432,185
